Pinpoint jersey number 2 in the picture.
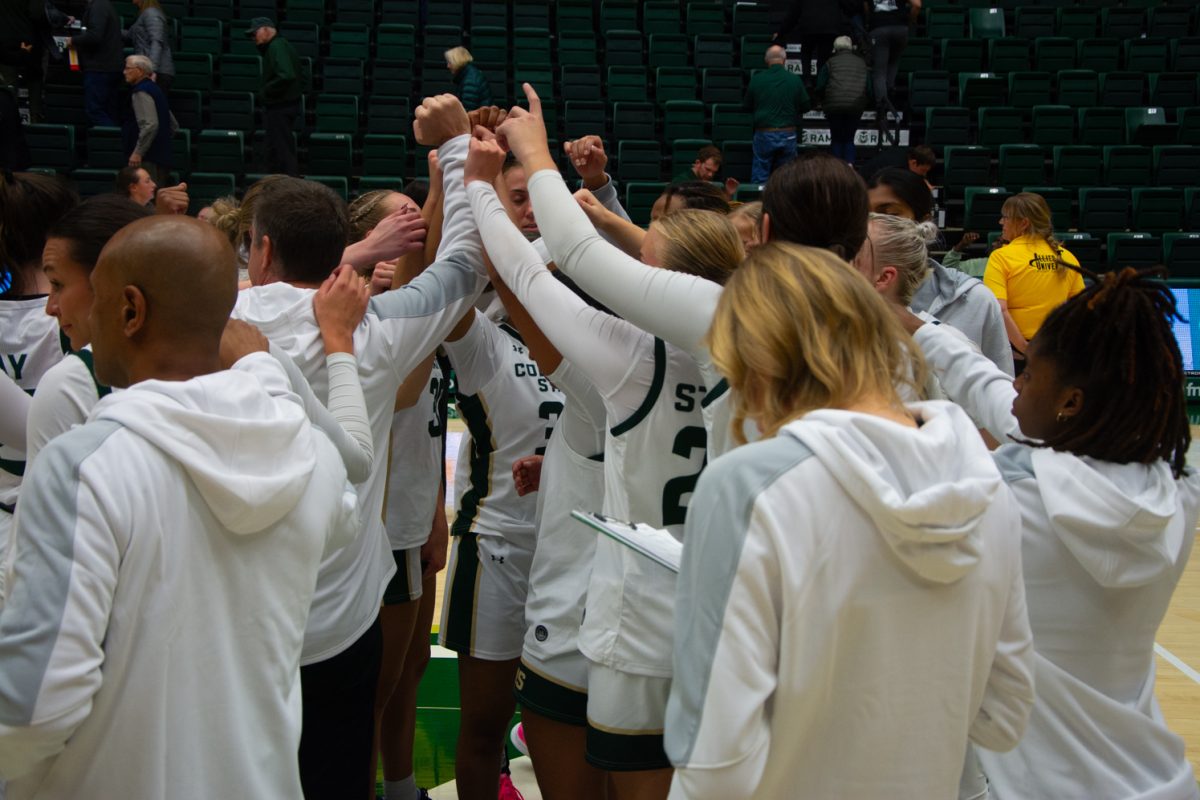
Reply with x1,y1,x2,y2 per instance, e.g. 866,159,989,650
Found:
661,425,707,527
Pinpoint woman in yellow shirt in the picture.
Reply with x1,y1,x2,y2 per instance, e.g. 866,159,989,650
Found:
983,193,1083,371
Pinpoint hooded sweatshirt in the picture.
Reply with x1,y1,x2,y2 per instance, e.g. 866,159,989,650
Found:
666,403,1034,799
915,323,1200,799
912,259,1014,377
0,363,358,799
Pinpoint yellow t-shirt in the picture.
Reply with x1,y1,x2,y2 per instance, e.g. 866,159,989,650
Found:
983,235,1084,341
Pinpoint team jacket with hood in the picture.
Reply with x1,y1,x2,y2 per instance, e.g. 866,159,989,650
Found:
0,356,359,799
916,323,1200,800
232,133,487,663
666,403,1035,800
911,259,1015,377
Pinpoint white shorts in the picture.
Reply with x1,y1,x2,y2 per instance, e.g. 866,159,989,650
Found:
382,546,423,605
438,532,532,661
585,662,672,771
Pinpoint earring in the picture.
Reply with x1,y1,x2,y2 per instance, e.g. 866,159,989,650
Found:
1056,411,1066,423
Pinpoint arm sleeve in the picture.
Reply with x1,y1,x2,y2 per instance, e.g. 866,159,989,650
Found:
913,323,1022,443
525,169,722,363
466,179,652,405
941,249,963,269
441,312,507,397
71,4,105,48
25,357,98,468
130,93,158,156
144,11,165,72
548,359,607,457
974,289,1016,377
0,372,30,453
592,175,632,223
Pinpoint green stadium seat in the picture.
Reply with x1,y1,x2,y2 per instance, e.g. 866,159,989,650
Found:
169,90,203,130
1107,232,1161,270
84,126,123,169
284,0,325,25
1056,70,1098,107
988,39,1030,73
722,140,754,183
1035,38,1075,73
998,144,1046,189
561,66,602,100
663,100,706,141
695,35,735,69
44,86,86,127
563,100,606,140
1188,188,1200,230
171,128,192,174
701,69,743,105
1015,7,1056,39
315,94,359,134
969,8,1006,39
322,58,365,95
24,123,76,172
512,1,550,30
1132,187,1184,232
559,31,599,66
218,54,261,92
278,22,320,61
1164,232,1200,278
649,34,690,68
908,71,950,111
1126,107,1177,146
196,130,245,176
306,176,350,201
958,73,1006,109
1059,232,1104,274
358,176,406,194
964,186,1011,230
670,138,711,176
605,30,645,68
1054,145,1103,187
941,39,985,73
1077,108,1125,146
600,1,638,35
469,0,505,28
1023,186,1073,229
335,0,377,25
173,53,214,92
1100,72,1145,107
1149,74,1198,112
1173,38,1200,72
686,3,726,37
513,28,553,68
371,61,414,98
1155,146,1200,187
711,104,752,144
1180,108,1200,145
740,34,773,69
656,67,698,103
1124,39,1169,73
1032,105,1074,147
179,17,222,56
209,91,255,130
367,95,410,135
557,1,593,33
330,23,371,60
362,134,407,178
734,183,763,203
1076,39,1120,73
608,66,649,103
228,20,261,56
1104,145,1153,187
1008,72,1053,109
926,8,966,39
977,107,1023,147
943,146,992,189
625,181,668,225
1149,5,1194,38
70,168,118,197
420,26,462,69
897,37,935,74
1079,187,1129,232
732,3,771,38
376,24,415,57
613,101,656,140
1056,8,1097,39
925,107,971,147
161,0,186,16
1102,8,1145,40
192,0,235,21
305,132,353,177
379,0,419,19
513,67,552,104
644,2,682,36
616,140,663,182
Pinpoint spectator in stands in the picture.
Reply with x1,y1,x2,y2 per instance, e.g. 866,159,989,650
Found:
983,192,1082,373
747,45,811,183
816,36,871,165
773,0,844,85
445,47,492,111
942,231,1003,279
124,0,174,94
674,145,739,199
859,143,936,182
121,55,175,186
866,0,921,113
248,17,302,176
66,0,124,126
115,165,157,207
0,1,36,103
907,144,935,179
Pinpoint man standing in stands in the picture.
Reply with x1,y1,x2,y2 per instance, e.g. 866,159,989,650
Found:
67,0,124,126
248,17,301,176
746,45,810,183
122,55,175,186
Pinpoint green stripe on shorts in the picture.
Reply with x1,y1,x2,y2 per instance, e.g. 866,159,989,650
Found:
441,533,481,653
514,659,588,726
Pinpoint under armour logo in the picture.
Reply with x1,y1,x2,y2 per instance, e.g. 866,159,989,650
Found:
490,554,505,564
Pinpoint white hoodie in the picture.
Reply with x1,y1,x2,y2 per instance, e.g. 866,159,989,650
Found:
666,403,1034,800
914,323,1200,799
0,362,358,799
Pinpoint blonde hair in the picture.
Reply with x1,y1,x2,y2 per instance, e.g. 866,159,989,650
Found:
709,242,924,443
728,200,762,226
864,212,937,305
444,47,474,72
348,189,399,243
205,195,243,248
1001,192,1064,255
650,209,744,286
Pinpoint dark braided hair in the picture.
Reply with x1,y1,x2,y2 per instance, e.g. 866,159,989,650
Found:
1031,265,1190,478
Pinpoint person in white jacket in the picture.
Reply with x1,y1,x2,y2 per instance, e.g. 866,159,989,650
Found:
0,216,360,799
900,265,1200,800
666,242,1035,800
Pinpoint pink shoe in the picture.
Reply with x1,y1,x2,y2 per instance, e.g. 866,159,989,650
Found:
509,722,529,757
498,772,525,800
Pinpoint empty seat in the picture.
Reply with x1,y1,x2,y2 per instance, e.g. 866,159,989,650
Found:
989,39,1030,73
284,0,325,24
1057,8,1097,39
208,91,255,130
964,186,1012,230
1015,7,1056,39
941,39,985,73
84,126,123,169
1079,187,1129,232
686,2,726,36
322,58,365,95
371,61,414,98
179,17,222,56
334,0,376,25
186,173,237,214
616,140,663,182
376,24,415,56
969,8,1006,39
173,53,214,92
656,67,698,103
559,31,599,66
23,123,76,172
196,130,245,176
1155,145,1200,187
362,133,407,178
278,22,320,60
701,68,743,105
711,104,753,144
366,94,411,135
907,71,950,111
1057,70,1098,107
306,175,349,201
305,132,353,177
1032,105,1074,147
649,34,689,68
218,54,261,92
315,94,359,134
926,8,966,39
612,101,656,140
600,0,638,34
563,100,606,140
1035,38,1075,73
1102,8,1145,40
1164,232,1200,278
329,23,370,60
1107,232,1161,271
625,181,668,225
1023,186,1073,229
998,144,1046,189
924,106,971,147
720,140,754,183
1104,144,1153,186
1100,72,1145,107
1149,73,1198,109
1058,232,1104,274
1181,108,1200,146
644,2,682,36
70,168,117,197
1149,5,1193,38
513,28,553,68
608,66,649,102
731,3,771,38
977,107,1023,147
561,65,602,99
1132,187,1184,232
1124,39,1169,73
604,29,644,68
1174,38,1200,72
1126,107,1177,146
1076,38,1120,73
958,72,1006,108
897,37,935,74
1054,145,1103,187
663,100,706,141
943,146,992,189
694,34,734,68
1077,108,1125,146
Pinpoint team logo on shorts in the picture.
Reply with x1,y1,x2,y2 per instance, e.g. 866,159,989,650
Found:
535,625,548,642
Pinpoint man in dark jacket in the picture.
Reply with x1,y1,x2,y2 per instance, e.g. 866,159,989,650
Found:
67,0,124,125
247,16,301,175
122,54,174,185
773,0,845,84
816,36,871,164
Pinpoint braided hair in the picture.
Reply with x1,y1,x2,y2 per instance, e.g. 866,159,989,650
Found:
1032,265,1190,478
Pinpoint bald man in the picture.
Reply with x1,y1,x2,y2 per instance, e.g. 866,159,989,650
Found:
0,216,359,799
745,44,811,183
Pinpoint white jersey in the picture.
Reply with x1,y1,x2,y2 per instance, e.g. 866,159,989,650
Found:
384,359,448,551
25,351,105,468
579,338,709,677
446,313,564,548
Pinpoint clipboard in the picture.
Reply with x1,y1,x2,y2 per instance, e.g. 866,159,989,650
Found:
571,510,682,574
